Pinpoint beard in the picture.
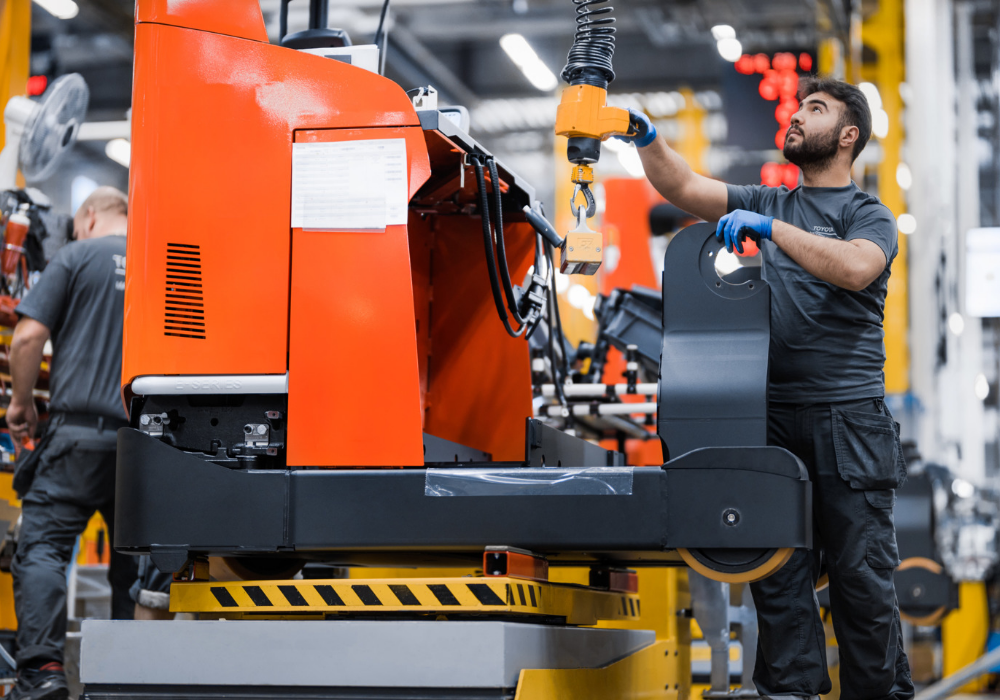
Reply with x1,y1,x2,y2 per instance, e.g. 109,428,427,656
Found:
783,124,841,167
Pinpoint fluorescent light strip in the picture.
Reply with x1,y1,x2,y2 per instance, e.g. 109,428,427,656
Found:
33,0,79,20
500,33,557,92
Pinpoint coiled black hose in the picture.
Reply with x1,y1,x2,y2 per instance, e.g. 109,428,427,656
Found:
561,0,616,88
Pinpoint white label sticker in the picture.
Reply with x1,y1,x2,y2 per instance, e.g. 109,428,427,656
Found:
291,138,408,230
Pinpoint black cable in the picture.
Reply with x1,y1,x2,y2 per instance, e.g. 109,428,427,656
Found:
472,155,525,338
545,244,570,383
373,0,391,74
544,244,568,410
279,0,291,42
561,0,616,88
486,157,528,326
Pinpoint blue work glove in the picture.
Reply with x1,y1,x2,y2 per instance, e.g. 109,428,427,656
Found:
716,209,773,254
612,108,657,148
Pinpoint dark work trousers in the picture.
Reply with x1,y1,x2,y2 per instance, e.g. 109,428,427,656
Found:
11,422,137,668
750,398,913,700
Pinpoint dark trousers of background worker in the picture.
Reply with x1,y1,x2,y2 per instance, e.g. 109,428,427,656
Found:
11,416,137,669
750,398,913,700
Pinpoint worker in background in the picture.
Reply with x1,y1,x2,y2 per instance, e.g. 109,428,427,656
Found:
4,187,135,700
616,78,912,700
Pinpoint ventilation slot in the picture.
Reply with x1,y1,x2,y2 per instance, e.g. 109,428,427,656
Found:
164,243,206,339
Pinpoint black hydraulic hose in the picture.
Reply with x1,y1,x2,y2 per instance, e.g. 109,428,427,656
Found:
545,244,570,412
374,0,391,74
473,155,525,338
545,244,570,382
561,0,616,89
486,157,528,326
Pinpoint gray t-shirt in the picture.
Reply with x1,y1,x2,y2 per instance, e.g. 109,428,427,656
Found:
17,235,127,420
726,182,898,403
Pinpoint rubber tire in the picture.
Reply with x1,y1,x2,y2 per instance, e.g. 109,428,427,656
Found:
678,547,794,584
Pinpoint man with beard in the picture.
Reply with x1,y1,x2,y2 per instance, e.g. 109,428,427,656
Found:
617,77,912,700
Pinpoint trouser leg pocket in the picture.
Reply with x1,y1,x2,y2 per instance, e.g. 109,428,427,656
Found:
864,489,900,569
831,407,902,490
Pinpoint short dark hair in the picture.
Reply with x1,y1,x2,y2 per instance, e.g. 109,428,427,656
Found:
797,77,872,162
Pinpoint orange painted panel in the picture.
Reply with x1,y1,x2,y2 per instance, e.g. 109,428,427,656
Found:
422,217,534,461
137,0,268,42
124,22,420,388
599,178,665,295
286,127,430,467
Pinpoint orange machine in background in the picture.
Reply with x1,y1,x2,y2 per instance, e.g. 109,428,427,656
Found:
123,0,541,467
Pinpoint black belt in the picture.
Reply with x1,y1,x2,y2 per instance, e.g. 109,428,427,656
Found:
55,412,130,432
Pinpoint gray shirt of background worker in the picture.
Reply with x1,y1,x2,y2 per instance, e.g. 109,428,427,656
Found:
3,187,137,700
616,76,912,700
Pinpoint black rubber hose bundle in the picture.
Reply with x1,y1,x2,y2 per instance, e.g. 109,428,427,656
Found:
472,154,540,338
561,0,616,88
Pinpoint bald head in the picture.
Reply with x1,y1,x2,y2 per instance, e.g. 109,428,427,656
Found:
73,186,128,241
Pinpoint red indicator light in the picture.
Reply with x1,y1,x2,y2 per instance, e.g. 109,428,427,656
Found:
753,53,770,74
26,75,47,96
772,52,797,71
781,163,801,189
799,53,813,72
735,54,755,75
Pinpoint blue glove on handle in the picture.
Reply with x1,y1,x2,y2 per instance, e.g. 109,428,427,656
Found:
716,209,773,254
612,108,657,148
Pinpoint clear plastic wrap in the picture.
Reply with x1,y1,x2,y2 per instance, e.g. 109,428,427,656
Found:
424,467,634,497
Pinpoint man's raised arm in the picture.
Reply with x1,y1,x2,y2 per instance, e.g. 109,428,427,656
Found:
618,109,729,223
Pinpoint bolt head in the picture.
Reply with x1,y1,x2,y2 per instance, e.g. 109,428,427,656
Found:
596,247,601,252
569,247,574,252
256,424,268,435
139,415,151,425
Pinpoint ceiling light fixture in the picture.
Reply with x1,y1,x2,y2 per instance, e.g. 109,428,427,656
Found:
499,34,557,92
32,0,79,20
711,25,735,41
896,162,912,190
716,37,742,62
897,213,916,234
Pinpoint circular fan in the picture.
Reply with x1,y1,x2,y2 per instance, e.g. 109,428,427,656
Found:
19,74,89,183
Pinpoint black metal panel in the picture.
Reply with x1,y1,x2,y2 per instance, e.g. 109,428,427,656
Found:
114,429,288,552
287,468,664,552
658,224,770,460
115,429,810,565
423,433,492,464
895,568,953,612
895,472,936,560
665,469,811,549
525,419,623,467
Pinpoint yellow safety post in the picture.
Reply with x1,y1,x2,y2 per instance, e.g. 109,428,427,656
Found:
0,0,29,633
0,0,30,153
516,568,691,700
942,581,990,693
860,0,909,394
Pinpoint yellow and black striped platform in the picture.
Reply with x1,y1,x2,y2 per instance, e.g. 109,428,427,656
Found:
170,577,641,626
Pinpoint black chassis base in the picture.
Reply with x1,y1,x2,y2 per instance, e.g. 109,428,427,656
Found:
115,429,813,572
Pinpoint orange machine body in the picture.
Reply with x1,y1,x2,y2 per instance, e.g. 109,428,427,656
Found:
124,0,534,466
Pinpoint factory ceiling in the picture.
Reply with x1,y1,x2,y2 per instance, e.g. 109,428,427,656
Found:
31,0,836,118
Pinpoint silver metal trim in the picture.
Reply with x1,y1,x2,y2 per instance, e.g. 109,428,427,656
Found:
81,620,654,688
130,374,288,395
